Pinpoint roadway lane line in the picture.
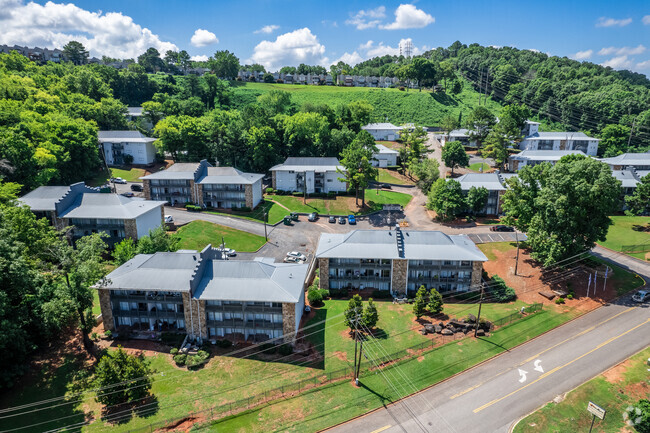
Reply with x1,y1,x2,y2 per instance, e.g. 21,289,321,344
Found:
449,306,636,400
473,317,650,413
369,425,392,433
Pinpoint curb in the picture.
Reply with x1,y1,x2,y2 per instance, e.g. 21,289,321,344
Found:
595,244,650,267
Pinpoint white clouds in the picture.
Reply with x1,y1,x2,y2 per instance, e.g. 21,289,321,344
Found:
254,25,279,34
598,45,646,56
595,17,632,27
380,4,435,30
249,27,327,71
333,51,364,66
345,6,386,30
601,55,633,69
0,0,177,59
573,49,593,60
636,59,650,70
334,38,427,67
190,29,218,47
643,15,650,25
190,54,209,62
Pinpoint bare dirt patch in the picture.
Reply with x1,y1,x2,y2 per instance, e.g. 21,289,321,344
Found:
417,356,425,362
333,351,348,362
603,358,632,384
156,413,207,433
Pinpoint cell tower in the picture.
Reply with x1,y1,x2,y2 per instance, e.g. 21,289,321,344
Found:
400,40,413,58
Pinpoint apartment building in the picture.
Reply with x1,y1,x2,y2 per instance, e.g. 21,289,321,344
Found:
141,160,264,209
508,150,587,172
98,131,157,166
270,157,347,194
97,246,308,343
453,173,509,215
518,121,599,156
361,123,403,141
599,153,650,171
315,229,488,296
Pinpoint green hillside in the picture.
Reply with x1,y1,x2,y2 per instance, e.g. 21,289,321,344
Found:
229,81,503,126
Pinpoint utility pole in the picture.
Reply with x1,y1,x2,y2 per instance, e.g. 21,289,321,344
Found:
514,231,520,276
263,211,268,241
355,336,363,386
478,68,483,105
474,284,485,337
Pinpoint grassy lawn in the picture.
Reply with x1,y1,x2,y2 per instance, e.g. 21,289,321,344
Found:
514,347,650,433
207,200,286,225
376,168,412,185
376,140,403,151
469,162,491,172
598,215,650,260
478,242,519,261
266,190,412,216
175,220,266,252
87,167,146,186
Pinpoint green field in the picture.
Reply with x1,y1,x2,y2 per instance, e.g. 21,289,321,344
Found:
376,168,412,185
229,81,502,126
266,189,412,215
88,167,146,186
514,347,650,433
175,220,267,252
207,200,287,225
469,162,491,172
598,215,650,260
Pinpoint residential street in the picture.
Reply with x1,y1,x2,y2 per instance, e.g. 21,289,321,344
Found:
326,250,650,433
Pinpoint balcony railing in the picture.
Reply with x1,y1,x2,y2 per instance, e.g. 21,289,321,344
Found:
206,319,283,330
113,309,185,320
111,293,184,303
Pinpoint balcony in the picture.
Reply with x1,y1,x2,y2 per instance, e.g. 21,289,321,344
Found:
113,309,185,320
111,293,184,303
206,319,283,330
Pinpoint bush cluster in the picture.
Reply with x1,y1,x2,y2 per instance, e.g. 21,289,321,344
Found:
185,204,201,212
487,276,517,302
278,344,293,356
173,354,187,366
215,339,233,348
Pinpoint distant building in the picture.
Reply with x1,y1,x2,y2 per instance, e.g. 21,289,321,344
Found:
519,121,599,156
453,173,509,215
0,44,63,63
508,150,587,172
96,246,308,343
362,123,404,141
372,144,399,167
599,153,650,171
19,182,165,246
270,157,347,194
443,129,478,147
141,160,264,209
98,131,157,166
315,229,487,296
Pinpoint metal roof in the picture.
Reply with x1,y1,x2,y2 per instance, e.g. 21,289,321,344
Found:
599,153,650,166
637,170,650,180
58,193,165,219
101,252,200,292
270,157,343,172
512,150,586,161
362,123,403,130
524,131,597,141
193,260,308,303
374,144,399,155
316,230,488,262
126,107,143,116
199,167,264,185
98,130,155,143
454,173,506,191
448,128,472,137
611,170,640,188
141,162,205,180
19,182,99,211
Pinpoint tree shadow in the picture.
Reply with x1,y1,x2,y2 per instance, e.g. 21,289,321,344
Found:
430,92,459,106
367,327,389,340
101,394,159,425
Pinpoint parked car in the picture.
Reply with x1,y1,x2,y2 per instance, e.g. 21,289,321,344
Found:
308,212,319,222
120,191,134,197
632,290,649,303
130,184,143,192
286,251,307,261
111,177,127,184
338,216,346,224
164,215,174,224
284,256,302,263
348,215,356,225
490,225,514,232
218,248,236,257
382,183,392,189
328,216,336,223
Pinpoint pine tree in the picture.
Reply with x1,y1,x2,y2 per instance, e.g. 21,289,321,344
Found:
413,286,428,319
363,298,379,329
428,287,444,315
344,294,364,330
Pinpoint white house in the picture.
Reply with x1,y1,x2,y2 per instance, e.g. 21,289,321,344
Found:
508,150,586,172
372,144,399,167
270,157,347,194
518,121,599,156
361,123,404,141
442,129,478,147
98,131,157,166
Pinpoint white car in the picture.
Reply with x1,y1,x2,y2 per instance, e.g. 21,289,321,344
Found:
111,177,127,184
286,251,307,262
283,256,302,263
219,248,236,257
632,290,649,303
164,215,174,223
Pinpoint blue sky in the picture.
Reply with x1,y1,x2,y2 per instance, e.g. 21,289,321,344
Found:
1,0,649,74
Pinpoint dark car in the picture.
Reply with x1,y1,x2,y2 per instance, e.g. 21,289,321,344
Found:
121,191,134,197
490,225,515,232
130,184,143,192
338,216,346,224
328,216,336,223
382,183,392,189
308,212,319,222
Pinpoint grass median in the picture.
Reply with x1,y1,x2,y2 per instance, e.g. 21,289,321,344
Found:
175,220,267,252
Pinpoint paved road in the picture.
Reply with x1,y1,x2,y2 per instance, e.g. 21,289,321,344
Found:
326,250,650,433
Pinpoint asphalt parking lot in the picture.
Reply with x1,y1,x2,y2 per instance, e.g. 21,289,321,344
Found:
468,232,527,244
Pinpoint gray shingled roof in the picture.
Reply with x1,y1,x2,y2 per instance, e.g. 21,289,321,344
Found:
454,173,506,191
637,170,650,180
270,157,343,172
316,230,488,261
374,144,399,155
101,251,200,292
19,182,99,211
193,260,307,303
199,167,264,185
448,128,472,137
599,153,650,166
362,123,403,130
611,170,640,188
512,150,586,161
59,194,165,219
127,107,143,116
140,162,203,180
525,131,597,141
98,130,155,142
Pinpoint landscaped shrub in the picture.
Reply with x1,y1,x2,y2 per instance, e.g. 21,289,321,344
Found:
371,289,393,299
215,339,232,348
566,294,574,300
170,348,179,355
555,297,565,304
329,288,349,298
185,204,201,212
196,350,210,361
278,344,293,356
104,330,113,339
238,206,251,212
487,276,517,302
291,191,303,196
318,288,330,298
173,354,187,366
186,355,204,369
265,187,274,194
308,289,324,307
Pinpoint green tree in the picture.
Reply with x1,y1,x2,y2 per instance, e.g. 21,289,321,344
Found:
630,399,650,433
94,347,153,406
466,186,489,215
441,115,459,135
137,47,164,73
428,287,443,314
141,101,165,126
363,298,379,329
598,124,630,157
409,158,439,193
178,50,191,72
246,125,280,172
502,156,620,265
625,173,650,215
465,106,496,147
401,126,430,163
413,286,428,318
441,141,469,175
62,41,89,65
113,238,137,265
338,131,378,207
283,112,331,157
482,130,510,171
154,115,208,162
427,178,466,221
344,294,364,330
135,227,179,255
263,73,274,83
208,50,240,79
258,90,292,115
